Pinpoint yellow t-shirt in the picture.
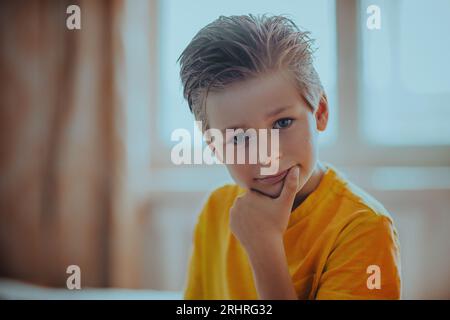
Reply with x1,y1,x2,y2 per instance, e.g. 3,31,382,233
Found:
183,163,401,299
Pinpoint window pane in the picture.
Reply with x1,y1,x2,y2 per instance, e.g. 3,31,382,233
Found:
158,0,337,148
361,0,450,145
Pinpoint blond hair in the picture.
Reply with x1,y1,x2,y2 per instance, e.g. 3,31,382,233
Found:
178,14,323,132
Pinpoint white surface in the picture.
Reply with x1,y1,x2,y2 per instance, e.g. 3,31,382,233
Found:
0,278,182,300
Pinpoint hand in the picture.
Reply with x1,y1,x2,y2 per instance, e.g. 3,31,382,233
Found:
229,166,300,252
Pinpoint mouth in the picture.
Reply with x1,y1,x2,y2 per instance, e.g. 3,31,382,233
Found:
255,169,289,185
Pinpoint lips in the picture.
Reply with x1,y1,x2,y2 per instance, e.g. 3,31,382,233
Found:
255,169,289,185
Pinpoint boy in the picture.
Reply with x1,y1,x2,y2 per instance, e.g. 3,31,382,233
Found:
178,14,401,299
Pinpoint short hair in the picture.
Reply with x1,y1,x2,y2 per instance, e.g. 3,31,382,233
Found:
178,14,324,132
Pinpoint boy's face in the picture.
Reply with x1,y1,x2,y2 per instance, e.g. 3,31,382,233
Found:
205,70,328,198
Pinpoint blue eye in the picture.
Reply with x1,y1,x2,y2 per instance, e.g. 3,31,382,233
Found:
273,118,293,129
232,133,247,145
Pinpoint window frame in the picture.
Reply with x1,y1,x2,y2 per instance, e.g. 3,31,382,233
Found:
148,0,450,171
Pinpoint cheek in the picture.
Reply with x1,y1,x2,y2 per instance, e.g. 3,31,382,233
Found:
225,164,253,188
282,123,319,180
283,124,317,161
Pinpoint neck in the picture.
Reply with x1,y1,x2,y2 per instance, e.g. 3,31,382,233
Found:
291,161,326,212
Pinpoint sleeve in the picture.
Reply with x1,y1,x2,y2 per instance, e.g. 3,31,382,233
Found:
183,188,216,300
183,211,205,300
315,214,401,300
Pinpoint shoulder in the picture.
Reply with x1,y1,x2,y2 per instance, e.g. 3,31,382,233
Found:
322,168,400,281
325,164,398,240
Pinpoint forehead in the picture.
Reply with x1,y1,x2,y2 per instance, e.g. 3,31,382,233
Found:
205,70,307,130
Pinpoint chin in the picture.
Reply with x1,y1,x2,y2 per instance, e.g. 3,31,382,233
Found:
252,180,285,198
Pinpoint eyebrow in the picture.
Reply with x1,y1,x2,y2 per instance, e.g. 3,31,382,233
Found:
221,105,293,131
265,105,293,119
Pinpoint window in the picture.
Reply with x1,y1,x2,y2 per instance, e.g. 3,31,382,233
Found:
157,0,337,152
360,0,450,145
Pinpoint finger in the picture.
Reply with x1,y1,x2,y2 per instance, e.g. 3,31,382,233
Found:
277,166,300,205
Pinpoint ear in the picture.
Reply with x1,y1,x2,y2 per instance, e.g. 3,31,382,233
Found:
315,93,329,132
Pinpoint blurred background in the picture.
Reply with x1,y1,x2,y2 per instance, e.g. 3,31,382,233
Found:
0,0,449,299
